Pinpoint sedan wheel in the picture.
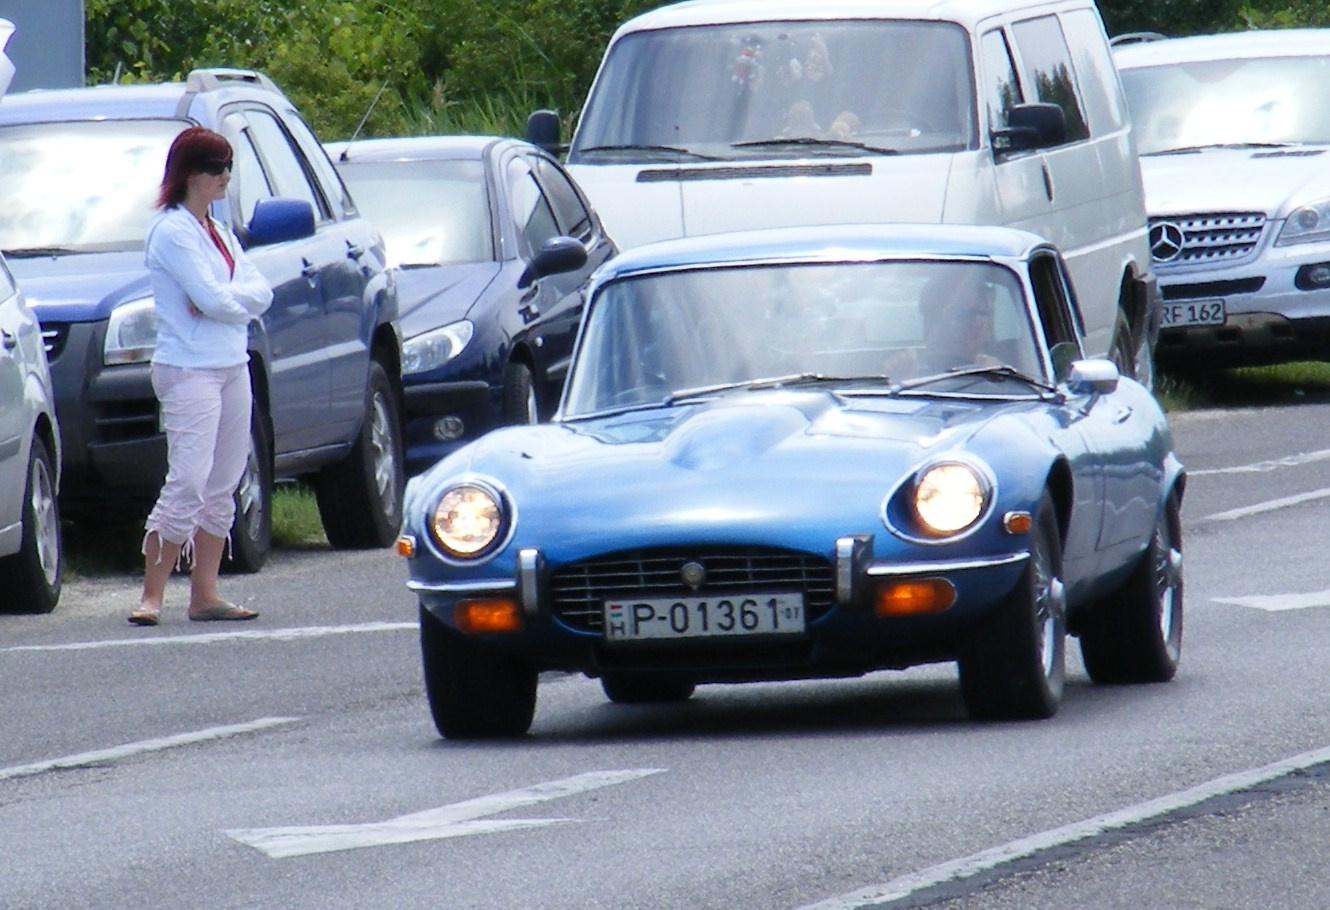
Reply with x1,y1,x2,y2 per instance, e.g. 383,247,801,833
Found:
224,403,272,574
959,492,1065,720
0,436,62,614
502,361,538,424
419,604,537,739
1080,493,1183,684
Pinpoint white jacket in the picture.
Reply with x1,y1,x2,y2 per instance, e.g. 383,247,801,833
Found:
145,205,274,369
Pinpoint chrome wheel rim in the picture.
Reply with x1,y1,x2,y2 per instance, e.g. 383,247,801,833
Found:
369,392,398,505
30,453,59,585
235,435,265,539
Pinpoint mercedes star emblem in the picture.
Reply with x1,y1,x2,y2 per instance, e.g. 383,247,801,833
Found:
1149,221,1186,263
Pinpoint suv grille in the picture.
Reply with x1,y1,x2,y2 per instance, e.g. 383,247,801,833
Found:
1149,213,1266,267
550,546,836,634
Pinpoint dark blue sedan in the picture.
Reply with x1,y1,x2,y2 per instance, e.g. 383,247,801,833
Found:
327,136,617,474
399,224,1185,738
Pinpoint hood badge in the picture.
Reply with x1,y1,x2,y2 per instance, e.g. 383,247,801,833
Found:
681,561,706,590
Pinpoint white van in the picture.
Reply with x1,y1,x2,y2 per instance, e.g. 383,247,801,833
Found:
529,0,1158,379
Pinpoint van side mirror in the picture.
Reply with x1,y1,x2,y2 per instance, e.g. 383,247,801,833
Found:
245,197,315,246
992,103,1068,154
518,236,587,289
527,109,562,155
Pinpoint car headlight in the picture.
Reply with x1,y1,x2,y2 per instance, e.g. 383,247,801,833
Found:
403,320,474,375
430,482,506,559
912,462,989,537
1278,198,1330,246
104,298,158,365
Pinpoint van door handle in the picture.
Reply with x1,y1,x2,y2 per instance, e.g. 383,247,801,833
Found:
1041,163,1054,202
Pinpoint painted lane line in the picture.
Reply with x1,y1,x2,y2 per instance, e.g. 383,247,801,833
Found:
0,717,299,783
1188,448,1330,476
1214,590,1330,612
794,744,1330,910
1199,487,1330,523
227,768,666,858
1,621,417,653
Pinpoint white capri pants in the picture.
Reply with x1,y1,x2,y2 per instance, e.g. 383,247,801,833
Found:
144,363,252,551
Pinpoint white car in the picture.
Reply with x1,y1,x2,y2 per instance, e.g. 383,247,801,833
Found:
1115,29,1330,370
0,17,61,614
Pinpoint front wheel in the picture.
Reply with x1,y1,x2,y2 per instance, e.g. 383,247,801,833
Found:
0,436,62,614
224,402,272,574
959,493,1066,720
420,604,537,739
501,361,538,425
315,360,404,549
1080,493,1183,684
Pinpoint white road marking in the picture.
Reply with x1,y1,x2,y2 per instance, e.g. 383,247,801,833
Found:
1188,448,1330,476
0,621,417,653
794,744,1330,910
0,717,298,783
1199,487,1330,523
1214,590,1330,612
227,768,666,858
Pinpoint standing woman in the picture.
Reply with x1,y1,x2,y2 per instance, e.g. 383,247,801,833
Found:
128,126,273,626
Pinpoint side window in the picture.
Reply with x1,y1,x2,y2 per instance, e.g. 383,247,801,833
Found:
0,256,17,298
1030,253,1083,376
506,158,560,258
534,156,592,241
285,111,355,218
1059,8,1127,134
239,109,327,221
979,29,1023,132
222,112,273,228
1010,16,1090,143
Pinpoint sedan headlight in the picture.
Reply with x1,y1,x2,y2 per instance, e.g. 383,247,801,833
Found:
104,298,158,365
430,482,506,559
403,320,474,375
912,462,989,537
1278,198,1330,246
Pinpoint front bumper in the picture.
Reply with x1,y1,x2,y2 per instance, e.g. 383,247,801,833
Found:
402,378,502,474
407,538,1031,681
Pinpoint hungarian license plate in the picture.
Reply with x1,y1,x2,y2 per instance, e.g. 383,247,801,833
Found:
1161,298,1225,327
603,592,806,642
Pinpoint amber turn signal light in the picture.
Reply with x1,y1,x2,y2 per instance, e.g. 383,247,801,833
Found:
874,578,956,616
395,535,417,558
455,598,523,633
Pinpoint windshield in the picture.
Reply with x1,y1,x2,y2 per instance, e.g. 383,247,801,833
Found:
334,158,492,267
571,20,975,163
563,259,1040,418
0,119,184,254
1121,55,1330,155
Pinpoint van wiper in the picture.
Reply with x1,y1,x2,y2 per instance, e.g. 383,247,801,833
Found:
576,143,721,162
731,137,899,155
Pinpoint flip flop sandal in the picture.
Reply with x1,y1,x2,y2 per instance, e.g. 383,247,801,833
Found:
187,603,259,622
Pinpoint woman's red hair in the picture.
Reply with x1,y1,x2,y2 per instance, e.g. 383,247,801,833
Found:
156,126,232,208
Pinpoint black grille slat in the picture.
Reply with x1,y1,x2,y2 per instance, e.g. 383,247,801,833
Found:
550,546,835,634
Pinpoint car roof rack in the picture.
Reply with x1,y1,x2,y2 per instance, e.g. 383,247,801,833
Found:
184,68,281,95
1109,31,1167,47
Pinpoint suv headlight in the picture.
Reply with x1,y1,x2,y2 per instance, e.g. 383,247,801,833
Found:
403,320,474,375
104,298,158,365
1278,198,1330,246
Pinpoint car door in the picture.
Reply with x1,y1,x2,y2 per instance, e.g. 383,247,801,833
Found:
0,264,26,536
223,106,334,453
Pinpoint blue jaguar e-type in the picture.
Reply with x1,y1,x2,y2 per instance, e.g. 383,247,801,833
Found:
398,224,1185,739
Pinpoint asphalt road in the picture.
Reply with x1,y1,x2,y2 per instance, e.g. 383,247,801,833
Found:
4,401,1330,910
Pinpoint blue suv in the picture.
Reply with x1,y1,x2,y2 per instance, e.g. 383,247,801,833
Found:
0,69,405,571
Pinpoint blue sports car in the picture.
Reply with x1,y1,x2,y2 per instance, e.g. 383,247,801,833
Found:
398,224,1185,738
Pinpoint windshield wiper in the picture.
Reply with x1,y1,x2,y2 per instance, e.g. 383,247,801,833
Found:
666,373,890,403
731,137,899,155
576,143,721,162
1148,141,1298,156
893,365,1059,397
4,246,83,258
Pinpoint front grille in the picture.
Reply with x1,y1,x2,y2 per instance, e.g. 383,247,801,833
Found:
551,546,836,634
1150,212,1266,267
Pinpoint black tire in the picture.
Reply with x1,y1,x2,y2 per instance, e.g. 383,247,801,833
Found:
223,403,272,574
501,361,538,424
419,604,537,739
0,436,62,614
959,493,1066,720
1080,493,1183,684
315,360,404,549
601,673,696,704
1109,306,1154,391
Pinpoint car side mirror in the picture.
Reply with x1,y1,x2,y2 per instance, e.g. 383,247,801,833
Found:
519,236,587,289
992,103,1068,154
1066,358,1120,395
245,197,315,246
527,109,562,155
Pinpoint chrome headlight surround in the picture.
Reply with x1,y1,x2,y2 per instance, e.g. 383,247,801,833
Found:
885,457,995,543
1277,198,1330,247
428,479,511,561
104,297,158,365
403,320,474,376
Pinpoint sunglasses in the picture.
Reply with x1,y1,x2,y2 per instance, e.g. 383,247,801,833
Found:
200,158,233,176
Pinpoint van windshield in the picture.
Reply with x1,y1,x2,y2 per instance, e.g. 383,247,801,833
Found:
571,20,976,163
